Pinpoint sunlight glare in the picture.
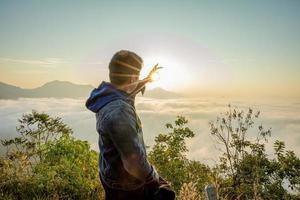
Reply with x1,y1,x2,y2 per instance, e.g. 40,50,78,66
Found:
140,55,192,91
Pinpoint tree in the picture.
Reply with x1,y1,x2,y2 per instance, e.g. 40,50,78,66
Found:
148,116,211,197
209,105,300,199
0,110,103,199
32,135,102,199
1,110,72,162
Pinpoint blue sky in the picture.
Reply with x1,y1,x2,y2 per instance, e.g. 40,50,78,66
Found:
0,0,299,97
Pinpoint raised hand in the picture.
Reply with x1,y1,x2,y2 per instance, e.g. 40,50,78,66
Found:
146,63,163,82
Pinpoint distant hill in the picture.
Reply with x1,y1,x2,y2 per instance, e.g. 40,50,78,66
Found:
0,81,182,99
139,87,182,99
0,80,94,99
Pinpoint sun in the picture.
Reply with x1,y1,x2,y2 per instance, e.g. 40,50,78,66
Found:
140,55,192,91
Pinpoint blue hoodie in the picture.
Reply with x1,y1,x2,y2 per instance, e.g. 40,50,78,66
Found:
85,81,159,191
85,81,134,113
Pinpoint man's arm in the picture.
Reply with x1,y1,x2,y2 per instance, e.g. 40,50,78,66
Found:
106,105,159,183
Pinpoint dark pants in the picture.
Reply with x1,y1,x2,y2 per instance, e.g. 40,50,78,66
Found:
99,173,175,200
99,173,147,200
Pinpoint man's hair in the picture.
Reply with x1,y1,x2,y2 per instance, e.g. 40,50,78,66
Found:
109,50,143,86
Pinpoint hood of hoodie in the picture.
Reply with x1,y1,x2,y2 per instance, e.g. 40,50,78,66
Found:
85,81,135,113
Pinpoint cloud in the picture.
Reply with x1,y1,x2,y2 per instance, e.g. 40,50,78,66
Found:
0,57,70,66
0,57,106,67
137,97,300,164
0,97,299,166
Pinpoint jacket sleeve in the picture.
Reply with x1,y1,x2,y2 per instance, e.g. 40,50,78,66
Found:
106,105,159,183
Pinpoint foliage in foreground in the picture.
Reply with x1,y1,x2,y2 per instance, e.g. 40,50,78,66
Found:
0,105,299,200
148,106,300,200
209,105,300,200
0,110,103,200
148,116,211,197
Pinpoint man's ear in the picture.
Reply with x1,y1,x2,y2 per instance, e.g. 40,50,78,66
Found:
130,77,135,83
130,76,138,83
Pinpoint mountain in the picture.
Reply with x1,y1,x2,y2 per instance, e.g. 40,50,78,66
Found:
139,87,182,99
0,81,182,99
0,82,28,99
0,80,94,99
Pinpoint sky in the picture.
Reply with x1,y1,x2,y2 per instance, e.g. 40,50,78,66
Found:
0,0,300,169
0,0,300,98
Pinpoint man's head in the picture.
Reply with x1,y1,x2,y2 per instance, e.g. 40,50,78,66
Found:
109,50,143,93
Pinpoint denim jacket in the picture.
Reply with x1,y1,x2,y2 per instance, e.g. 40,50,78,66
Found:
85,81,159,191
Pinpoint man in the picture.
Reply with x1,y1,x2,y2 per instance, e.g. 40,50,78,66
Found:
85,50,175,200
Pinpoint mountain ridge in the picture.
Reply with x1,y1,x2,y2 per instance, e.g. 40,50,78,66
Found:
0,80,181,99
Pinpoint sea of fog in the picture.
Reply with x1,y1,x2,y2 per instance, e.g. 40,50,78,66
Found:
0,97,299,166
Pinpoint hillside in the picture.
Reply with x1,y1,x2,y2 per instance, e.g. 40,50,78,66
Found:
0,80,94,99
139,87,182,99
0,81,181,99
